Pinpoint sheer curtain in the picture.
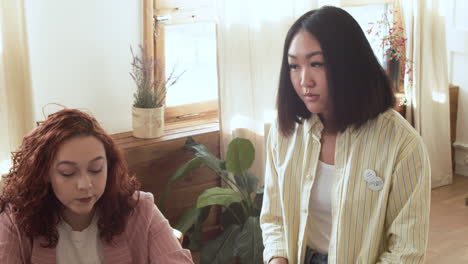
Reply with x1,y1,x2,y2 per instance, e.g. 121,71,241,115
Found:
399,0,453,188
216,0,321,183
0,0,34,177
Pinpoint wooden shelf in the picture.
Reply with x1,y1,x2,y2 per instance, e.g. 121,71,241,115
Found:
112,119,219,150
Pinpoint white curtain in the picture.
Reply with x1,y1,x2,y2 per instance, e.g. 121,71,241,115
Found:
399,0,453,188
0,0,34,177
216,0,321,183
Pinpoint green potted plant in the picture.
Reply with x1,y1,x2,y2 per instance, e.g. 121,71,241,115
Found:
130,45,183,138
160,137,264,264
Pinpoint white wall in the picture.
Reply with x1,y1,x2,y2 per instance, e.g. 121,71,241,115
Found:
25,0,142,134
447,0,468,176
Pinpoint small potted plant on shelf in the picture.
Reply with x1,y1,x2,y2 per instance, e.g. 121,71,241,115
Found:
367,9,413,99
160,137,264,264
130,45,183,138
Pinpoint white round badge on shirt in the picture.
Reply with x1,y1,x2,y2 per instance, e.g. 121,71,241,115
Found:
367,176,384,191
363,169,383,191
363,169,377,182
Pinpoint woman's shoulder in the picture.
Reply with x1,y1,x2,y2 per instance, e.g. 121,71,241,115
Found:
368,109,426,150
135,190,156,204
128,191,164,223
0,204,30,244
379,109,421,138
0,203,16,225
123,191,170,242
266,117,300,141
0,204,33,262
266,118,284,152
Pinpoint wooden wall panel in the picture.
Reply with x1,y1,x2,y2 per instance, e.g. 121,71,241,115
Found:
450,85,459,171
111,125,221,235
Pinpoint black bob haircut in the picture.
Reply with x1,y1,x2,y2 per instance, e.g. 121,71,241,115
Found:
277,6,395,137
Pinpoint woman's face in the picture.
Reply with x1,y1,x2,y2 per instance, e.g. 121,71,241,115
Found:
49,136,107,222
288,30,332,119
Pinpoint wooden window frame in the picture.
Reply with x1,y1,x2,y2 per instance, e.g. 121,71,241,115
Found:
143,0,219,128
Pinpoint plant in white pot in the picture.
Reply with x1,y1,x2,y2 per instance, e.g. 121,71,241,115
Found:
130,45,183,138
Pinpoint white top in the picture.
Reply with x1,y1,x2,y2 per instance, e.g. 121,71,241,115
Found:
307,160,335,254
56,214,104,264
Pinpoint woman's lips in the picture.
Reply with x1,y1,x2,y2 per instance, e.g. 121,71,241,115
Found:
304,94,320,102
77,197,93,203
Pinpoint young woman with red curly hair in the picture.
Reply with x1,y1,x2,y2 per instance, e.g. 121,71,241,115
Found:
0,109,193,264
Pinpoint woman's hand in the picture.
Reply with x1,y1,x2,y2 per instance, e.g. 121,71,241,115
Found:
269,257,288,264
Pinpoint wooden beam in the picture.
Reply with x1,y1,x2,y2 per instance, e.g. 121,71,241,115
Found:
143,0,154,59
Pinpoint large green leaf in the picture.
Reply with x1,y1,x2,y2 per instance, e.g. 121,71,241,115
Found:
185,137,225,174
226,138,255,175
175,207,200,234
159,157,203,213
196,187,243,208
234,172,258,195
200,224,241,264
234,217,264,264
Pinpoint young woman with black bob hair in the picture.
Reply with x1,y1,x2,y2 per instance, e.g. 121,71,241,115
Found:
260,6,430,264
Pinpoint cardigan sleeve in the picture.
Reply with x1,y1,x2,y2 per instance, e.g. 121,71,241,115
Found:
0,206,30,264
146,201,194,264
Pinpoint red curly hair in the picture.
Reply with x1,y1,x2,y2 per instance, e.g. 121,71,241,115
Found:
0,109,140,248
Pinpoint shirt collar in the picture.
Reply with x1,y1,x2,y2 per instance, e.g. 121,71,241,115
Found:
304,114,324,140
303,113,362,140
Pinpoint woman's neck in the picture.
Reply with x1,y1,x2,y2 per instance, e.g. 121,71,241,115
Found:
318,113,337,135
62,209,95,231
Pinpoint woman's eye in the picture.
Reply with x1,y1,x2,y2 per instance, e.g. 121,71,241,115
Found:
288,64,299,71
60,171,75,177
311,62,324,68
89,169,102,174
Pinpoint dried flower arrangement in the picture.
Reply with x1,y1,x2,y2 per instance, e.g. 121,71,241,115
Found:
367,9,413,97
130,45,184,108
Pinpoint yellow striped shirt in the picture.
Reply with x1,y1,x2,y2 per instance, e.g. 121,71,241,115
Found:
260,109,431,264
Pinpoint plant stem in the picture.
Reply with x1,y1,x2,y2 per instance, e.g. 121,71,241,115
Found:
230,172,254,216
223,205,243,225
219,171,239,190
218,172,252,217
241,172,255,215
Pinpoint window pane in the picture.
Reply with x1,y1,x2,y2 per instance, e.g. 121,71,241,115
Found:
344,4,391,65
164,22,218,107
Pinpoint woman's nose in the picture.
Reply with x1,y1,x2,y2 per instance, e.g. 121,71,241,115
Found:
77,173,93,190
300,68,314,87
